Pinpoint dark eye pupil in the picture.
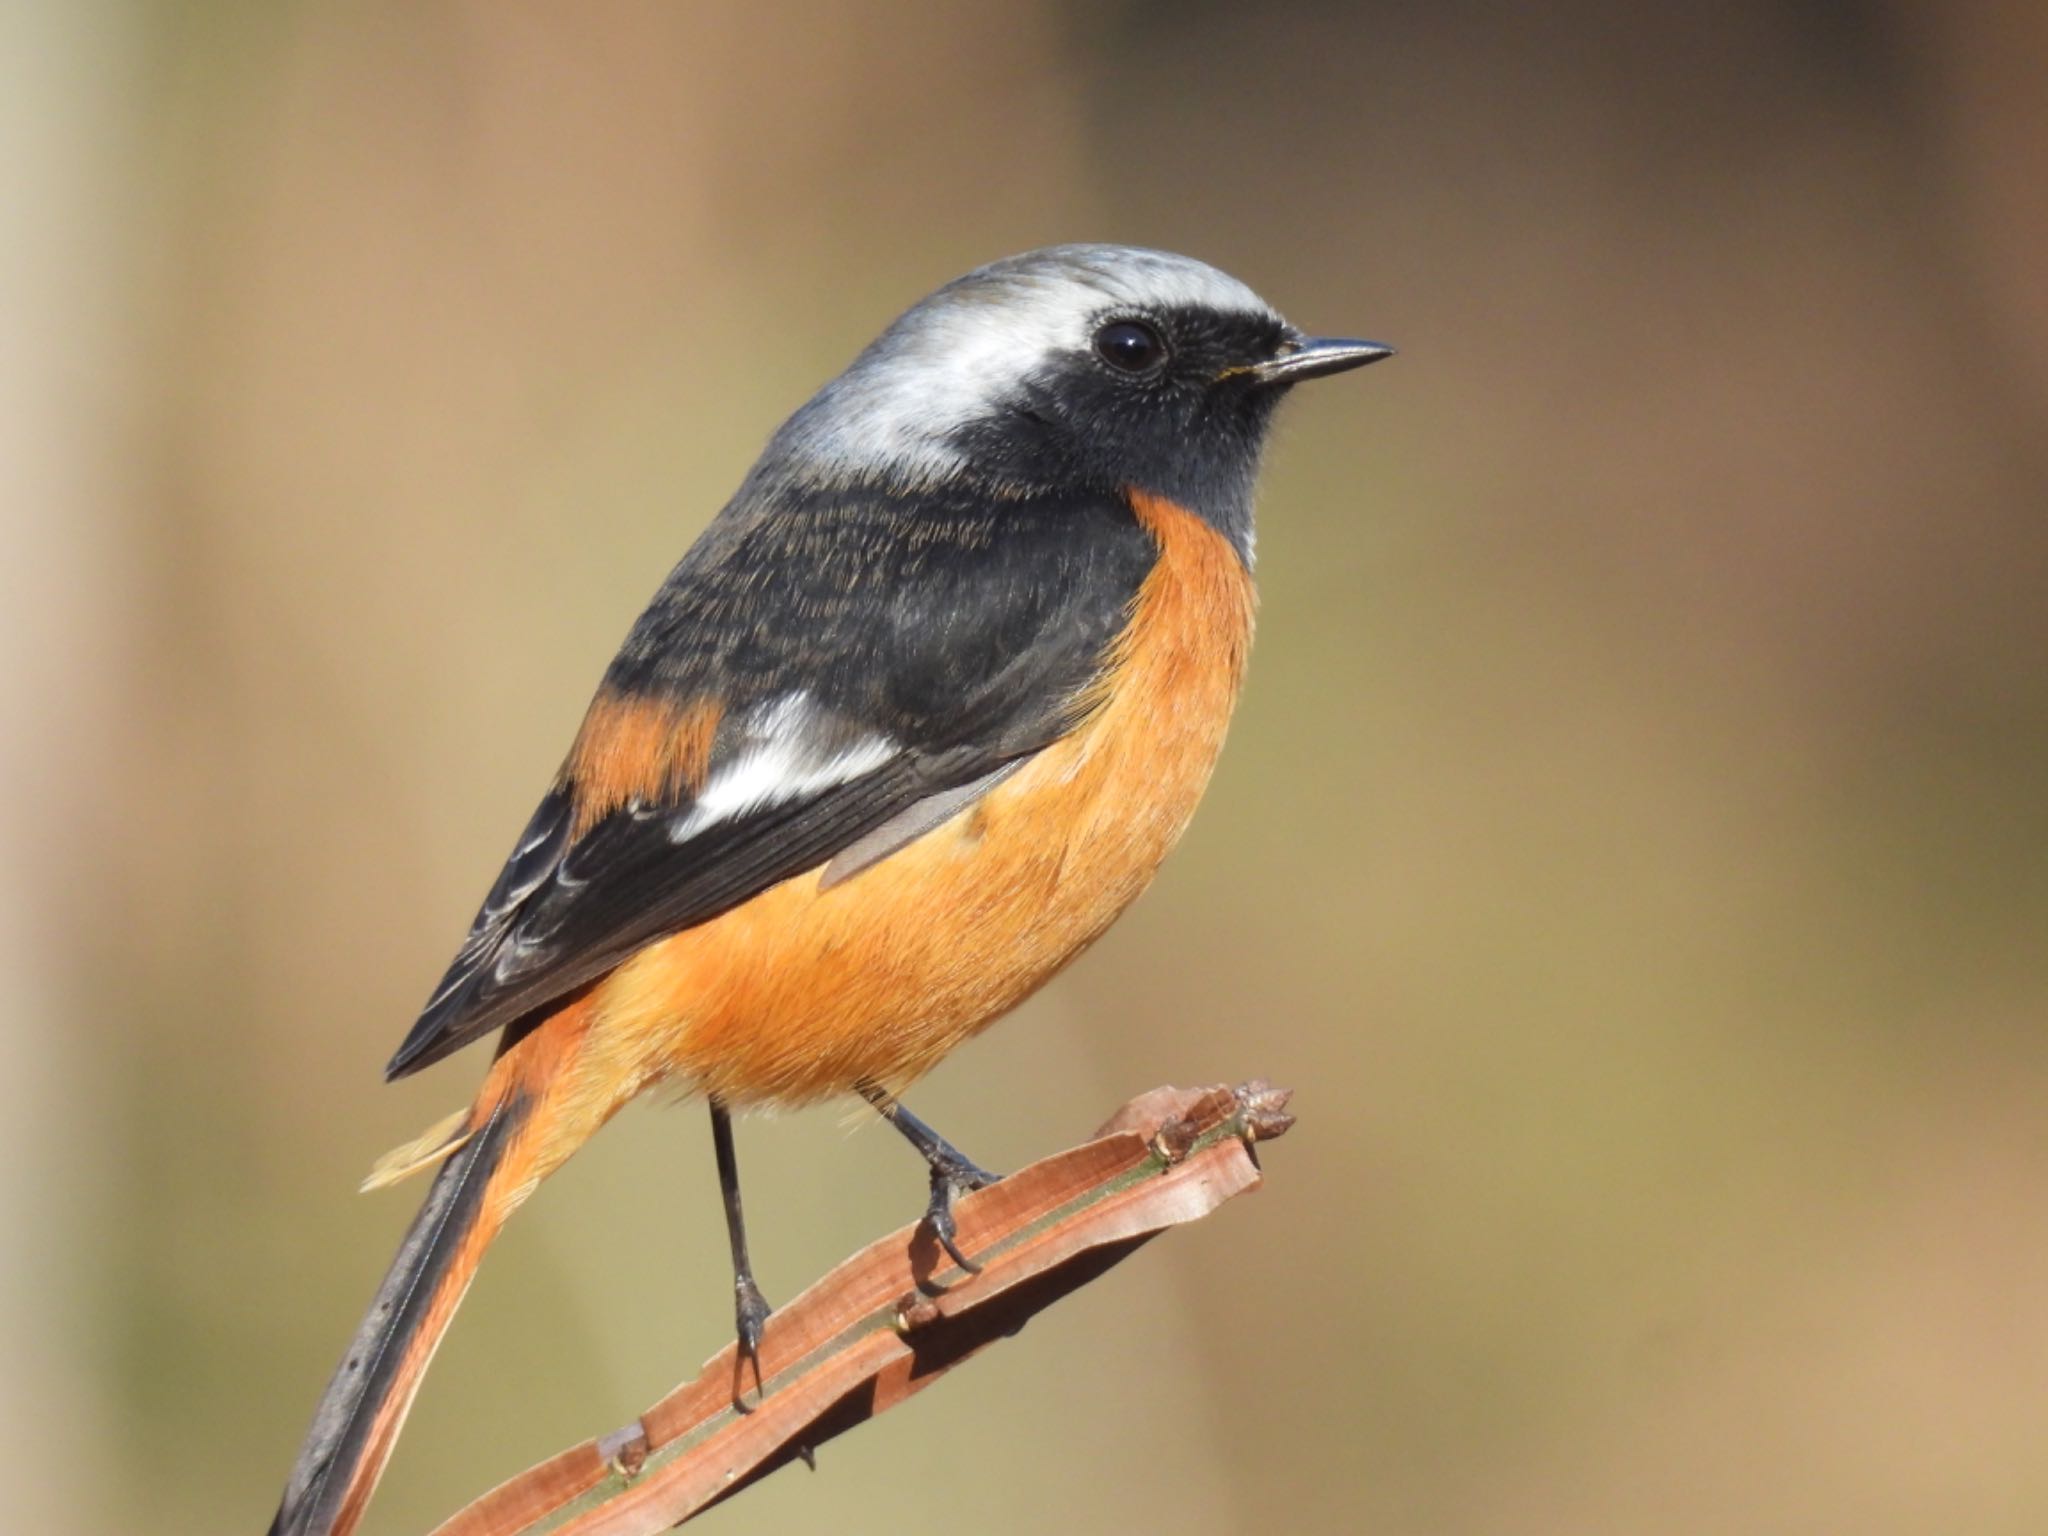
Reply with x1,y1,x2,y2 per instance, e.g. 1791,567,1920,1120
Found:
1095,320,1165,373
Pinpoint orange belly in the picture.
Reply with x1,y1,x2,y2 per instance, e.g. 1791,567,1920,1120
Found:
582,491,1256,1106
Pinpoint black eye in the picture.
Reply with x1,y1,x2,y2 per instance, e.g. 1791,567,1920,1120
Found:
1094,319,1167,374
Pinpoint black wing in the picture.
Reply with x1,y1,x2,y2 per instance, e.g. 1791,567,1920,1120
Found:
384,479,1155,1079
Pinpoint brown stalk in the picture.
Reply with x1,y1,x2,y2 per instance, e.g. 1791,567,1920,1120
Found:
430,1080,1296,1536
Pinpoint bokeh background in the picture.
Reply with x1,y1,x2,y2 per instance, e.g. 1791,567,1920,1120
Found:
6,2,2047,1531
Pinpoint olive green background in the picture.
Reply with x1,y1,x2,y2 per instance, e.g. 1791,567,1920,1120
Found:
5,2,2046,1532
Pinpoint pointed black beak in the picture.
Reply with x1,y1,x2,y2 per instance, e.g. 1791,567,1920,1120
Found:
1249,336,1396,385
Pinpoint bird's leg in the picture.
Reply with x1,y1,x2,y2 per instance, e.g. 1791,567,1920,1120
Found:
857,1082,1002,1273
708,1097,772,1405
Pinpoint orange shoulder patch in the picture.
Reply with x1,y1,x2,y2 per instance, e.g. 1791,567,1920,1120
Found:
563,690,723,837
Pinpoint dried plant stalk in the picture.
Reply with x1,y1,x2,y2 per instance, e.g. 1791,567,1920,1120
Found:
432,1080,1295,1536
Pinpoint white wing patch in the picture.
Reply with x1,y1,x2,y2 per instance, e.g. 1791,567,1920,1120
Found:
669,691,897,843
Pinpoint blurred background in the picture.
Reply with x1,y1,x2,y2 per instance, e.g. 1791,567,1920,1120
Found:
5,1,2047,1531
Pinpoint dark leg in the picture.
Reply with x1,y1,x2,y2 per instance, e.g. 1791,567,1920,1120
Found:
858,1083,1002,1273
709,1097,772,1403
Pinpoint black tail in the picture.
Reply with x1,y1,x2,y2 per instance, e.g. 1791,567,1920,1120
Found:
268,1095,525,1536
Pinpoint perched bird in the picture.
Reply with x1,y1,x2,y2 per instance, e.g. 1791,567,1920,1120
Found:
267,244,1390,1536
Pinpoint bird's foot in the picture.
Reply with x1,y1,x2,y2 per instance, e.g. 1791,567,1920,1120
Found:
922,1151,1001,1274
732,1272,773,1408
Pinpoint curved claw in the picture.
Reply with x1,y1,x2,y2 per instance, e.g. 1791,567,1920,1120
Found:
923,1158,1002,1274
732,1274,773,1410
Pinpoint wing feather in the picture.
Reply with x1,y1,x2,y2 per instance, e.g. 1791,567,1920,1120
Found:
383,479,1157,1081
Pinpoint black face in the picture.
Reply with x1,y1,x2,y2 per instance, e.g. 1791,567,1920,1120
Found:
942,303,1297,556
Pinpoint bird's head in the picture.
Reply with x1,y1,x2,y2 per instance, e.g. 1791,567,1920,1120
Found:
760,244,1390,560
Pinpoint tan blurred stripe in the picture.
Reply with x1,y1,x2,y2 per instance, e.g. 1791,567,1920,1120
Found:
0,0,133,1528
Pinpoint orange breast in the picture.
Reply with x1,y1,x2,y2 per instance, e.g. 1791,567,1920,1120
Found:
583,490,1256,1106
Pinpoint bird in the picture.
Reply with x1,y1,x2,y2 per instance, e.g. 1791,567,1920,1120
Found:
266,243,1390,1536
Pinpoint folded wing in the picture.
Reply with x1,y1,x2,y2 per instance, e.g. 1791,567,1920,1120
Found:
385,481,1157,1079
